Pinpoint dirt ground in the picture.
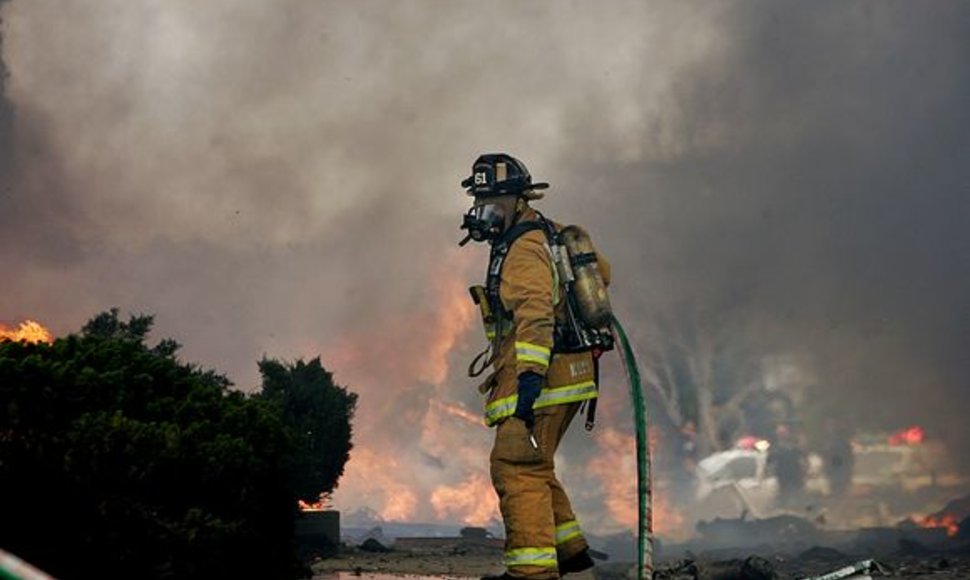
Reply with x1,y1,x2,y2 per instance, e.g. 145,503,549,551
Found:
310,544,507,578
310,544,970,579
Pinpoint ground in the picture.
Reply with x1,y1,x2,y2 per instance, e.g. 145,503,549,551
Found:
310,544,970,579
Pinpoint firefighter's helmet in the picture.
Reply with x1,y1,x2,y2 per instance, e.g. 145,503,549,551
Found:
461,153,548,199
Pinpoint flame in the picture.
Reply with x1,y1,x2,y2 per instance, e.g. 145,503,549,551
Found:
921,513,960,537
889,425,925,446
335,446,419,521
588,427,638,528
431,399,482,426
0,320,53,344
421,273,476,385
325,256,689,536
327,257,481,523
299,493,332,512
430,472,499,526
419,397,494,525
324,259,475,391
587,427,687,540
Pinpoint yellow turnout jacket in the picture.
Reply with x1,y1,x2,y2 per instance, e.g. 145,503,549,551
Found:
480,208,611,426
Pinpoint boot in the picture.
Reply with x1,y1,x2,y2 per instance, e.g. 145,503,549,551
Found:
558,549,595,575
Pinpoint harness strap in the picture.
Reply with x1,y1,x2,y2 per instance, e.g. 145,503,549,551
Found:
585,350,602,431
485,220,545,323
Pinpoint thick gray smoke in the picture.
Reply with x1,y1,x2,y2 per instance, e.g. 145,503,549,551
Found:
565,2,970,450
2,1,968,532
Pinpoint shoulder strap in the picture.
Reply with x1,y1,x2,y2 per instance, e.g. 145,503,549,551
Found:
497,220,544,246
485,220,546,325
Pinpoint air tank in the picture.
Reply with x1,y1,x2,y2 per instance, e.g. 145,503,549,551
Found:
560,225,613,330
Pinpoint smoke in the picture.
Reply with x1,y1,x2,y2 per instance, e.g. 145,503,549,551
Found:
563,2,970,452
0,0,9,174
2,0,968,533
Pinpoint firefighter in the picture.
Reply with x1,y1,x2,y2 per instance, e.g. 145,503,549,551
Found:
460,153,610,580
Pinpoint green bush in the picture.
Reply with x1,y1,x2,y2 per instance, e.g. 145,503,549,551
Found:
0,310,353,579
257,357,357,504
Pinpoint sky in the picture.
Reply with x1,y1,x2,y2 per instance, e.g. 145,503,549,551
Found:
2,1,968,534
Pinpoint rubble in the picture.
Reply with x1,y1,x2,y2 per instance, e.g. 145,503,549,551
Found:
652,555,778,580
310,492,970,579
359,538,392,553
798,559,884,580
696,515,820,548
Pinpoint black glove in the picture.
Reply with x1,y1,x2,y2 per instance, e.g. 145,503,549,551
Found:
514,371,544,426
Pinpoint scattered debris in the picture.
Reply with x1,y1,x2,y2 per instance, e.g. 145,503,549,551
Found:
460,526,493,540
653,555,778,580
798,547,848,562
798,559,888,580
696,514,819,546
359,538,391,553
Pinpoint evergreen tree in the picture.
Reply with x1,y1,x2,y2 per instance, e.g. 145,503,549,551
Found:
257,357,357,504
0,309,336,579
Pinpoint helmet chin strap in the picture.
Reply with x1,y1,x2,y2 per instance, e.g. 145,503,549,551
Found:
505,197,528,231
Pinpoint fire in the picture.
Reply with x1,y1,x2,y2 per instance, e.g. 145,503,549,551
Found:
889,425,925,446
921,513,960,537
422,272,476,385
431,399,482,426
334,446,419,521
430,472,499,526
327,256,483,524
327,255,694,536
0,320,53,344
299,493,332,512
588,427,638,528
586,427,688,540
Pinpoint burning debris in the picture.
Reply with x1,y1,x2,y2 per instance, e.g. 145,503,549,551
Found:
299,493,333,513
915,494,970,539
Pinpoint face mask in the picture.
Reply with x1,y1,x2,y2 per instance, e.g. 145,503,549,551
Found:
459,202,508,246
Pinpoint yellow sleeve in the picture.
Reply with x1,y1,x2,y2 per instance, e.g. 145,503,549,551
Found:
499,230,556,378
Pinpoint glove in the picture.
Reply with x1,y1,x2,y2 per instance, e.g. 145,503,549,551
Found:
514,371,544,426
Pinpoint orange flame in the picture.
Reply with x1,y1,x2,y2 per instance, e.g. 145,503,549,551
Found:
430,472,499,526
421,273,476,385
921,513,960,537
335,446,419,521
298,493,333,512
324,259,475,391
0,320,53,344
587,427,688,540
327,258,482,523
588,427,638,528
298,492,334,512
431,399,483,426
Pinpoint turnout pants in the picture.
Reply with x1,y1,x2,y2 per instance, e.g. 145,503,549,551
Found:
490,402,588,580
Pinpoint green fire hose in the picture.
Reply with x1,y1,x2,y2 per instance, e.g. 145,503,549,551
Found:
611,314,653,579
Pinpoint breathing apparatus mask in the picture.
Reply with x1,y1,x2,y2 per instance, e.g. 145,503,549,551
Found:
460,202,509,246
458,153,549,247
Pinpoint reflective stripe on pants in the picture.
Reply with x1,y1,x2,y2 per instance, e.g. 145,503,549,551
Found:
505,547,558,569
